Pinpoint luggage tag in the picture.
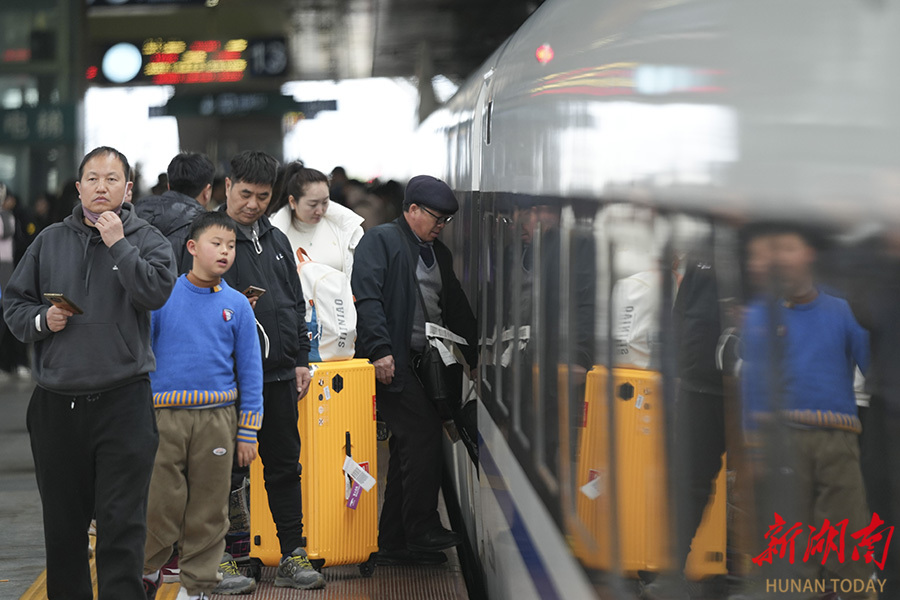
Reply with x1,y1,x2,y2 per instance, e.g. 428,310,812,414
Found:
344,460,372,509
347,481,363,509
343,456,376,492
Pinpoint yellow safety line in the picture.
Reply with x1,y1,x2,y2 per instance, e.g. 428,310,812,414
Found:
19,534,181,599
18,570,47,600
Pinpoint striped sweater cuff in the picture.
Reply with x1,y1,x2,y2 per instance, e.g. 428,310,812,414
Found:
237,410,262,444
237,427,258,444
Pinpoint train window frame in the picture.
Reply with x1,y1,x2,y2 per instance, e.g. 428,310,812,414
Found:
509,202,530,452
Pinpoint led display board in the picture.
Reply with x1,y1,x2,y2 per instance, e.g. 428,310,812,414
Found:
89,37,288,85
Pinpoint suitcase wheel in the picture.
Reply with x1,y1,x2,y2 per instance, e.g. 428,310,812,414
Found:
246,558,262,582
359,559,376,578
310,558,326,573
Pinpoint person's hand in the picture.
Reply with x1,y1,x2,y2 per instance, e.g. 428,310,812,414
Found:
237,441,258,467
373,355,395,385
469,366,478,381
248,296,259,310
296,366,311,399
95,211,125,248
46,305,73,332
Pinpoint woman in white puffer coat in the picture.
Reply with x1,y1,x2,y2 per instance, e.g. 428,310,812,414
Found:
269,162,364,279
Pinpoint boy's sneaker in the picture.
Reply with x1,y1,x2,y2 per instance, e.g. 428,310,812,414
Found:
142,572,161,600
274,548,326,589
176,591,211,600
87,520,96,559
213,553,256,595
161,552,180,583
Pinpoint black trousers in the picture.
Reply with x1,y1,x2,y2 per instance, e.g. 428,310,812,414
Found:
28,379,158,600
257,379,305,555
860,399,900,600
673,388,726,571
376,365,444,550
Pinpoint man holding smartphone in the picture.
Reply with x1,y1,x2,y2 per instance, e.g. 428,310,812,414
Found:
216,150,324,590
2,146,177,599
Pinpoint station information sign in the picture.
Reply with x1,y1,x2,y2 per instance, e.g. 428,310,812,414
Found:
90,37,288,85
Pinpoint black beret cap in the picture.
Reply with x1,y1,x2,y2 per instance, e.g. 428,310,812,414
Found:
405,175,459,215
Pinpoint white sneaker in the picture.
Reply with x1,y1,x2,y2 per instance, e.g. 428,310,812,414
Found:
176,588,209,600
87,520,96,558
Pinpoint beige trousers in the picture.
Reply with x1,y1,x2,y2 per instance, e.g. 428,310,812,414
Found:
144,406,237,595
759,427,876,600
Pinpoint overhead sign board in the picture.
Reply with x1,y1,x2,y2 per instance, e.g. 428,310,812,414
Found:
0,105,76,145
89,37,288,85
149,93,336,118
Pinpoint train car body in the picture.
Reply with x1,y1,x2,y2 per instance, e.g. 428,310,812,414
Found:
414,0,900,598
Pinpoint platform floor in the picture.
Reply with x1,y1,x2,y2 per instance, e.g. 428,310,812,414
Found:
18,546,468,600
2,375,469,600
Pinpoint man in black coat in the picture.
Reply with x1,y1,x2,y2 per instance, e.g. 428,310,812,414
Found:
352,175,477,566
217,151,325,591
135,152,214,274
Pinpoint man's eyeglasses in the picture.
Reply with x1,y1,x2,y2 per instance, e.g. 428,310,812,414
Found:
420,205,453,225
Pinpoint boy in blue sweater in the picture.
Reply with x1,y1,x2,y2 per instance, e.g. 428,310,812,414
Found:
142,212,263,600
742,228,874,598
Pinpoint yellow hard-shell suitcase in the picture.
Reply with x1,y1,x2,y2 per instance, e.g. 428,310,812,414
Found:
249,359,379,577
570,365,727,579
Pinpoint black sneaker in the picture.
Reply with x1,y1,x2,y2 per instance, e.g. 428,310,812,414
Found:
142,572,161,600
406,528,462,553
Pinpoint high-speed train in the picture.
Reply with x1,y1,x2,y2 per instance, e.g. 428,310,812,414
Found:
412,0,900,598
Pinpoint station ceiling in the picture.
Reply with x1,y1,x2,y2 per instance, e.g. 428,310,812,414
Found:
86,0,544,84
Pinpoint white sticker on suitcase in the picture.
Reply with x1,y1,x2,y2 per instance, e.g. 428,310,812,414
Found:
343,456,376,492
580,470,604,500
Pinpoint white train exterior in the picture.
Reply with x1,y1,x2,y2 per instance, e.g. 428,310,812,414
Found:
414,0,900,598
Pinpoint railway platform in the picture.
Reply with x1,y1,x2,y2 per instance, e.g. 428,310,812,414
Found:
1,376,469,600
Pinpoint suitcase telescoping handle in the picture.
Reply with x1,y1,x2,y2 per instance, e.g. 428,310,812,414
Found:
345,431,351,458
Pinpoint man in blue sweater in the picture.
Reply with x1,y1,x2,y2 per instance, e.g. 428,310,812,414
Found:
142,212,263,600
741,227,874,598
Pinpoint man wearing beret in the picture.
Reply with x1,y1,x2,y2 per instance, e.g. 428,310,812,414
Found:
352,175,477,565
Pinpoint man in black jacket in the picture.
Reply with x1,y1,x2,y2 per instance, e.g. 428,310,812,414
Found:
352,175,477,565
135,152,214,274
3,146,177,599
644,251,727,600
218,151,325,590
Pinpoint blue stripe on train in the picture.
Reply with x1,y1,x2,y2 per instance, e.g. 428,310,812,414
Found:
478,434,561,600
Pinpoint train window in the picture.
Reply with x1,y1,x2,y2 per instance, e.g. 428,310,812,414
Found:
556,202,597,534
485,197,511,422
566,205,686,576
506,199,530,449
527,200,564,494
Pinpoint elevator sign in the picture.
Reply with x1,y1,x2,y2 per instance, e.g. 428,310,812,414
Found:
92,37,288,85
